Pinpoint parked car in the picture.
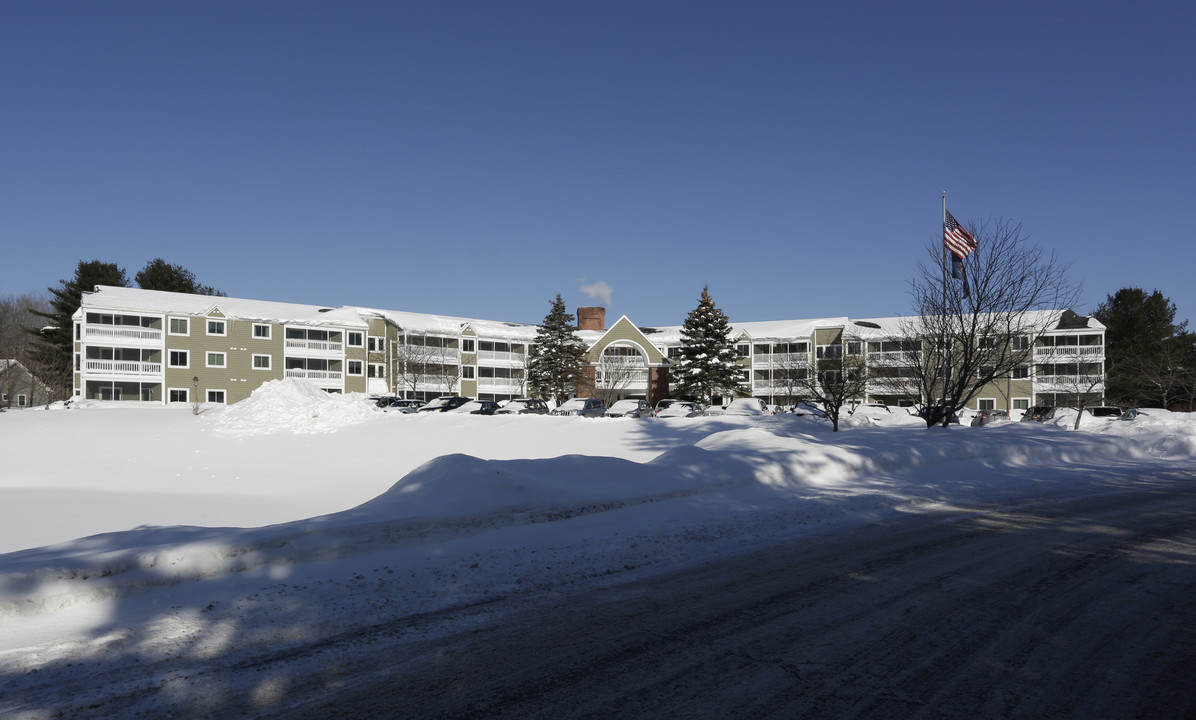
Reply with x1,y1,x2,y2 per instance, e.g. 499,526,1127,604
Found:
496,398,550,415
721,397,769,416
550,398,607,417
1020,406,1055,422
654,399,699,416
383,398,425,413
915,405,961,424
792,401,827,418
450,400,501,415
656,401,702,418
604,399,652,418
850,402,891,415
1088,406,1123,420
418,396,472,412
970,409,1010,427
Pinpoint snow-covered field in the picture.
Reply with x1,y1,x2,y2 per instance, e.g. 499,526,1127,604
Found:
1,379,1194,718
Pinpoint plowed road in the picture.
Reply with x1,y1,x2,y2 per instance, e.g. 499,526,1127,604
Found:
273,473,1196,719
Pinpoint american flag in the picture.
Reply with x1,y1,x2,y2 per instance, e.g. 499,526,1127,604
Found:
944,210,977,259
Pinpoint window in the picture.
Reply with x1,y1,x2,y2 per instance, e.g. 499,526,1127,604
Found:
206,389,226,404
978,336,996,350
347,360,363,376
736,344,750,358
207,319,226,336
978,398,996,410
846,341,862,356
206,352,227,368
1012,398,1030,410
462,366,476,379
347,331,364,347
253,324,271,339
1012,365,1030,379
169,389,189,403
1012,336,1030,351
462,339,475,353
168,350,189,368
368,363,385,378
169,317,189,336
18,394,27,408
252,354,272,370
368,336,381,352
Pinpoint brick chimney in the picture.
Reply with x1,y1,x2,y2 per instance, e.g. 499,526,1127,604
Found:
577,306,606,332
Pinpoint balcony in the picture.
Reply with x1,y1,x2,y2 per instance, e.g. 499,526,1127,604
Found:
477,349,526,366
478,377,525,392
84,360,163,376
85,326,162,343
1034,346,1103,360
284,369,343,381
751,352,811,367
867,350,922,366
285,339,344,354
1035,374,1104,389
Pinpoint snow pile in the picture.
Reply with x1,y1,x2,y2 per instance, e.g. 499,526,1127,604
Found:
209,378,378,435
1098,409,1196,457
1,402,1194,710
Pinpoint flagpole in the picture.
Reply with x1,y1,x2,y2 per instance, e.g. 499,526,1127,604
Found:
940,191,949,415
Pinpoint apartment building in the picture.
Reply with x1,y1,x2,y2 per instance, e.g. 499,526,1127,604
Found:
73,286,1104,412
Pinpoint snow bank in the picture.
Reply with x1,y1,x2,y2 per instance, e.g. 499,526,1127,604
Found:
209,378,379,435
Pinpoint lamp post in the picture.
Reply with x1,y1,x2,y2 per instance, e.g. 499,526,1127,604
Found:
192,376,199,416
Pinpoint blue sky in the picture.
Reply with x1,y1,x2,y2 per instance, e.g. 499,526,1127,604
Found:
4,2,1193,329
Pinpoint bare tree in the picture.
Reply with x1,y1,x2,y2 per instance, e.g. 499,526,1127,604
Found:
902,217,1080,427
755,342,811,406
1121,337,1196,411
392,334,461,398
431,339,462,396
791,335,869,432
1039,359,1106,429
592,346,647,406
392,335,447,399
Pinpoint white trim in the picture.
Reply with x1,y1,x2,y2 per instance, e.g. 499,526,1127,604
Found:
168,317,190,336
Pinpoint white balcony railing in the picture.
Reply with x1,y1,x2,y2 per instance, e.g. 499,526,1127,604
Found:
284,369,343,381
752,353,811,367
477,377,524,391
1034,346,1103,359
84,360,163,375
85,326,162,342
285,339,344,353
867,350,923,365
1035,374,1104,387
476,350,526,365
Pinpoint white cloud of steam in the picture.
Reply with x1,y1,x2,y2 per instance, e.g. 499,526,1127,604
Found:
579,280,613,307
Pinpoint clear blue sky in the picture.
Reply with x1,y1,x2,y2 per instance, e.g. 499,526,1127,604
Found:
4,1,1193,329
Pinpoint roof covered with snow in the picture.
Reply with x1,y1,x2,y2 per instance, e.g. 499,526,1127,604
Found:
78,286,1101,343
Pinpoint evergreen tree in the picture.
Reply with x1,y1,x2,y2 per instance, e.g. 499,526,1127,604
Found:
527,294,587,405
29,260,130,393
1094,287,1190,407
672,286,744,405
135,258,224,296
